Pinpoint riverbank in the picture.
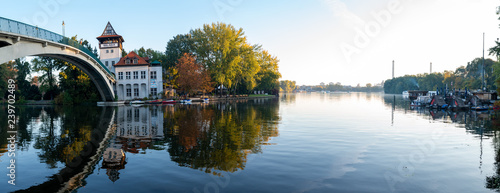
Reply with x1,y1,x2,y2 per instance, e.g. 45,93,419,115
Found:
0,100,54,105
1,95,278,106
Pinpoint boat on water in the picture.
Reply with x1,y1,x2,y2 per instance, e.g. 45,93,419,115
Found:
411,95,432,107
180,99,192,103
407,90,429,101
471,105,492,111
162,100,176,104
402,91,409,99
130,100,145,104
147,99,162,104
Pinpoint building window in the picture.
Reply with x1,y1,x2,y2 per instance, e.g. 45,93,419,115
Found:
150,88,157,96
111,49,114,53
133,58,138,64
134,88,139,97
105,61,108,66
106,50,109,53
141,71,146,79
133,71,138,79
126,72,131,79
126,59,130,64
126,88,131,97
150,71,157,79
112,61,115,65
118,72,123,80
134,109,140,122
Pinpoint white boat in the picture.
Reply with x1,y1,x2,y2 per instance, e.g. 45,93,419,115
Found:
180,99,192,103
402,91,409,99
130,100,145,104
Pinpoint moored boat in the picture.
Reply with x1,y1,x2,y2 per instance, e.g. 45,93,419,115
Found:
162,100,176,104
130,100,145,104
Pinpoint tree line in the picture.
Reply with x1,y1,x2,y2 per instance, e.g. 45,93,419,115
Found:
0,22,282,104
164,22,281,96
384,58,497,94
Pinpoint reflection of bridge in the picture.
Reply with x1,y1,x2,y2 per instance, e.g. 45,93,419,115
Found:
14,107,116,193
0,17,116,101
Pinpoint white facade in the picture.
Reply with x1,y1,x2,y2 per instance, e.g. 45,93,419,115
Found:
115,66,149,100
100,46,121,73
114,62,163,100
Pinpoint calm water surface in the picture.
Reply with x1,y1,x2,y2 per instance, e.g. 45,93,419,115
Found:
1,93,500,192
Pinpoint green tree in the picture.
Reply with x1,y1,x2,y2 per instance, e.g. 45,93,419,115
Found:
280,80,297,93
191,22,247,94
0,61,16,99
165,34,195,69
254,49,281,94
31,57,64,100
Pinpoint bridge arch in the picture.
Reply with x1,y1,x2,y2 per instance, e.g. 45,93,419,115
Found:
0,17,116,101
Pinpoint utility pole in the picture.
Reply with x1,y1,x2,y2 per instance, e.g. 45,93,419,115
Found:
430,62,432,74
392,60,394,79
482,32,485,91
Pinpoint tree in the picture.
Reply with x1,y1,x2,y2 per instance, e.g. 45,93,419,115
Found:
58,64,100,104
166,23,281,95
31,57,64,100
165,34,195,69
134,47,167,64
0,61,16,99
255,49,281,94
191,22,247,93
280,80,296,93
489,40,500,62
176,53,213,96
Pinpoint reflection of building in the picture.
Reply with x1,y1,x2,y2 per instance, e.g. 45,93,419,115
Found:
116,106,164,153
101,106,164,182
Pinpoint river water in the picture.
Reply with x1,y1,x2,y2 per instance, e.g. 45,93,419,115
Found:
1,92,500,192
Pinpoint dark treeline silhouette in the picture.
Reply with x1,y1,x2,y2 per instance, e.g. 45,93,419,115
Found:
384,58,496,94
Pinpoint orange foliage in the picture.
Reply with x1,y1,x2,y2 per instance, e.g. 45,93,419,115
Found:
176,53,213,95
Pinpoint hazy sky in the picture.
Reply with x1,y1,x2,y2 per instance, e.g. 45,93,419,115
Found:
2,0,499,86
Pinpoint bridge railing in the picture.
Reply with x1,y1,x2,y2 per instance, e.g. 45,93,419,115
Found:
0,17,114,77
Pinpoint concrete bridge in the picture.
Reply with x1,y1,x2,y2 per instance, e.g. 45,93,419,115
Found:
0,17,116,101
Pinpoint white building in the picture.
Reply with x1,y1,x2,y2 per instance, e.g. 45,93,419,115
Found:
97,22,163,100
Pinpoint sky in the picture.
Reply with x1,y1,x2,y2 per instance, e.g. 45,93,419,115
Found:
2,0,499,86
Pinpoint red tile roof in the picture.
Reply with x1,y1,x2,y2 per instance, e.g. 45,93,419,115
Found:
114,51,150,66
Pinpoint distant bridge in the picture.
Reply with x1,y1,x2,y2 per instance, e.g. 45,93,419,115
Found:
0,17,116,101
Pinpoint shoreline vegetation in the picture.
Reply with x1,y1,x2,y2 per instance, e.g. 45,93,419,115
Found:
0,23,282,106
0,94,279,105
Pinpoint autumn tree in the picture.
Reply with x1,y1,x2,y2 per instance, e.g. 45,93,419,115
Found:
191,22,246,93
165,23,281,95
176,53,213,96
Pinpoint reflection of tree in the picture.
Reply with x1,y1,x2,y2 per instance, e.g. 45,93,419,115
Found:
166,99,280,175
0,106,101,168
486,113,500,189
30,106,101,167
280,93,296,104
